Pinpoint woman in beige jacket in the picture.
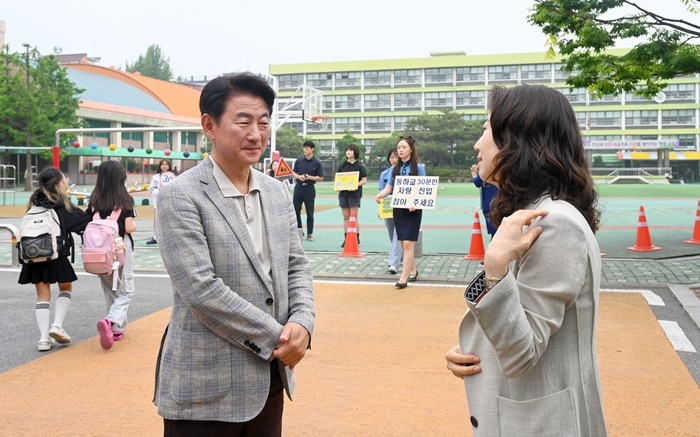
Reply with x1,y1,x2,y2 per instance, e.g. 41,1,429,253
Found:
446,84,606,437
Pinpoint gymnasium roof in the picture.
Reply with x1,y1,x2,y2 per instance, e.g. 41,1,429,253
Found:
62,63,202,120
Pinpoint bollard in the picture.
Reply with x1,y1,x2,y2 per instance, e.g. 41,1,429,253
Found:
414,230,423,258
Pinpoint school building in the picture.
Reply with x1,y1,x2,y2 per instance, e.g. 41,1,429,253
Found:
270,49,700,182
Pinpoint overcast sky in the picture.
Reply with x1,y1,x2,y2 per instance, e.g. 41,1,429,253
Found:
1,0,694,79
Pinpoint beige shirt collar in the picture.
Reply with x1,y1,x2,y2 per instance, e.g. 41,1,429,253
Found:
209,154,261,197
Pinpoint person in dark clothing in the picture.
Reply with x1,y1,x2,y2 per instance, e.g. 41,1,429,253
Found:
337,143,367,247
18,167,91,351
471,163,498,239
292,141,324,241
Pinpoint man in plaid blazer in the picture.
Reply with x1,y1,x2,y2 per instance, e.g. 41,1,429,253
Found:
154,73,315,436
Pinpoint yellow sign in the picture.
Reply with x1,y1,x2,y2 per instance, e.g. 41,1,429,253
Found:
379,196,393,219
334,171,360,191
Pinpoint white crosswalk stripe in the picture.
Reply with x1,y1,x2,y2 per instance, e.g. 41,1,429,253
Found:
658,320,697,353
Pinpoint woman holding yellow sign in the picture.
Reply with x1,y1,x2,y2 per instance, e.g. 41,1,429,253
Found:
337,144,367,247
375,136,425,288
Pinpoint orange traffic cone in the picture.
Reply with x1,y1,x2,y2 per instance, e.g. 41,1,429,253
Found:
684,200,700,245
339,211,365,257
627,206,662,252
464,212,486,260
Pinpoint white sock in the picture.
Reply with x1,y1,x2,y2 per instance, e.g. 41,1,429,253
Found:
35,302,50,340
53,291,72,327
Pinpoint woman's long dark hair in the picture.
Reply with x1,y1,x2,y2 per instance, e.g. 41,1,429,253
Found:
89,161,134,214
28,167,72,211
487,85,600,233
392,136,421,178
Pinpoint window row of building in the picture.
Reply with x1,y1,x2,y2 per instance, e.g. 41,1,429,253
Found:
271,51,700,168
277,67,696,90
293,133,698,158
283,109,698,137
277,84,697,113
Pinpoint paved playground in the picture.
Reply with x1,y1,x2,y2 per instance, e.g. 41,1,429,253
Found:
1,182,700,436
0,282,699,436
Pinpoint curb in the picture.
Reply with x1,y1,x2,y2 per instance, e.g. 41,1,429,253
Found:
667,283,700,330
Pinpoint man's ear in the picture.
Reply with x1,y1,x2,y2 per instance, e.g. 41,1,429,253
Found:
201,114,215,141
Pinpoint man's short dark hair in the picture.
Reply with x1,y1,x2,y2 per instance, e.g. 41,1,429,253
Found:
199,72,276,124
303,140,315,149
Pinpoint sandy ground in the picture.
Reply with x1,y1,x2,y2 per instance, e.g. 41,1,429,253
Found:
0,284,699,436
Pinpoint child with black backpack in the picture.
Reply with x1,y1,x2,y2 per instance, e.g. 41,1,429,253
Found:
18,167,91,352
85,161,137,350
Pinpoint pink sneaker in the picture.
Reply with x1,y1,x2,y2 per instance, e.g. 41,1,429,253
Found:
112,331,124,341
96,318,113,350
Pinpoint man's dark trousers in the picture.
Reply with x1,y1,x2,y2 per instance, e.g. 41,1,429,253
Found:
293,183,316,235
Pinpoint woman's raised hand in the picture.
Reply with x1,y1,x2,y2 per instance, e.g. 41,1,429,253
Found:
484,209,549,278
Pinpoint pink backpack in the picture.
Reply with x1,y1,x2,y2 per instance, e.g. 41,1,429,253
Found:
82,209,125,278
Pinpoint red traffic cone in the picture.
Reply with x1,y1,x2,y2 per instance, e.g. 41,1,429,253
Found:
627,206,662,252
464,212,486,260
684,200,700,245
339,211,365,257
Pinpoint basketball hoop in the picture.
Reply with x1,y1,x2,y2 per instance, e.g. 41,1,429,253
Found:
312,115,332,130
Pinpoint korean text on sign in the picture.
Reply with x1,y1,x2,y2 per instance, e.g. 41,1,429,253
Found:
379,196,393,219
391,176,440,210
334,171,360,191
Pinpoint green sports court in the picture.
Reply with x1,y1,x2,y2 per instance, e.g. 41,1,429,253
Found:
1,180,698,259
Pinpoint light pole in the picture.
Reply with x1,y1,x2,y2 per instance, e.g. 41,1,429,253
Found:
22,43,33,190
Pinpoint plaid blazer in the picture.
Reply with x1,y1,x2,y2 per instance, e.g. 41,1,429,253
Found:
459,197,607,437
154,158,315,422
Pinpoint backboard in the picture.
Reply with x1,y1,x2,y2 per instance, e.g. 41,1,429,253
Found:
301,84,323,122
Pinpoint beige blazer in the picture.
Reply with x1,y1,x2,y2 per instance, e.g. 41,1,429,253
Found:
459,197,607,437
154,158,315,422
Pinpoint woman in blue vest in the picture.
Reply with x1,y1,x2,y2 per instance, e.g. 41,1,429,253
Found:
375,136,425,288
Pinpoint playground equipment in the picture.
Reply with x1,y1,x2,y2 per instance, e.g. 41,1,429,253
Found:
590,167,672,184
0,224,20,267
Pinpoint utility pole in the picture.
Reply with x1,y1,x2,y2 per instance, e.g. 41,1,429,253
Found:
22,43,32,191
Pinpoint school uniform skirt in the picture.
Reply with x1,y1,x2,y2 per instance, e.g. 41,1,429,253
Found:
18,256,78,284
393,208,423,241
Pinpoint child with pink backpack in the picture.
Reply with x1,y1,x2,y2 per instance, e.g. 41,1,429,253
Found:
85,161,137,350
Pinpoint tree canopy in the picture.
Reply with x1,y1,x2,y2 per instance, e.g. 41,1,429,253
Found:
0,45,84,189
125,44,174,81
335,130,365,162
403,109,482,168
368,131,403,167
529,0,700,97
275,124,305,158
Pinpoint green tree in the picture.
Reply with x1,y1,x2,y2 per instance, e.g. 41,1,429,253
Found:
275,124,304,158
368,131,403,167
125,45,174,81
335,130,365,162
0,49,23,152
0,45,84,190
529,0,700,97
404,109,482,168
